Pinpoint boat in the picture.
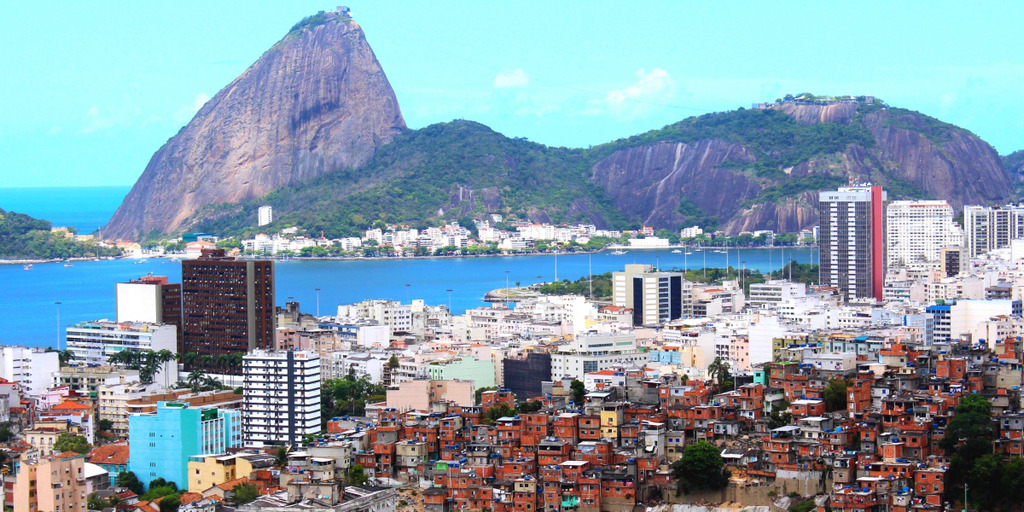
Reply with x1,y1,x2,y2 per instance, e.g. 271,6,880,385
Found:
671,249,682,253
63,263,73,267
23,264,32,271
610,250,627,255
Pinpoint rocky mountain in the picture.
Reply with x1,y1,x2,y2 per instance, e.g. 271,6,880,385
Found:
101,9,405,241
186,98,1014,239
102,9,1014,239
187,120,631,238
589,100,1013,233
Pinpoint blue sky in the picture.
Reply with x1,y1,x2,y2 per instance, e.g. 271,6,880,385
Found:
2,1,1022,188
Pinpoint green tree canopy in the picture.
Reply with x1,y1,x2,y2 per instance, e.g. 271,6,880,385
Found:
822,378,848,412
570,379,586,405
671,441,730,495
116,470,144,495
231,482,259,505
53,433,91,454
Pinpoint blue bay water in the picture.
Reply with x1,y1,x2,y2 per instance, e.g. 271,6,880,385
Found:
0,186,816,348
0,186,131,234
1,247,816,349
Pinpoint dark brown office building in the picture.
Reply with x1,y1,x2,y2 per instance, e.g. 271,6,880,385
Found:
181,249,275,370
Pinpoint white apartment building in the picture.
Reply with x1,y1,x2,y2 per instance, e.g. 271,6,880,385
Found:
964,205,1024,258
243,350,321,448
65,321,177,387
258,205,273,226
550,333,647,381
885,200,963,266
336,299,427,335
613,264,693,326
748,280,806,310
0,347,59,396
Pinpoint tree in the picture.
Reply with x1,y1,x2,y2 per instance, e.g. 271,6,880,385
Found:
707,357,731,391
274,446,290,467
940,394,993,453
570,379,586,405
53,433,91,454
158,493,180,512
231,482,259,505
822,378,848,412
0,423,13,442
117,471,144,495
348,464,369,486
518,400,543,413
387,355,400,369
475,386,498,405
97,418,114,436
671,441,730,495
483,404,515,425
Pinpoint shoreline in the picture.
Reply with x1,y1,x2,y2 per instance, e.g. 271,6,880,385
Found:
0,244,817,266
0,256,117,265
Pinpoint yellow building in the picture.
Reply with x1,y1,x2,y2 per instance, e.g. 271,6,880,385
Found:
14,453,88,512
187,453,275,493
187,453,239,493
599,403,624,439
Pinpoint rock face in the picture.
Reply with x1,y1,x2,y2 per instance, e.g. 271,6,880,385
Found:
102,11,405,240
590,102,1014,234
590,140,759,228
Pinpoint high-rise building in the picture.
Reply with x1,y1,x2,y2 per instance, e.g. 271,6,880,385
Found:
181,249,275,369
612,264,693,326
0,347,59,396
116,275,182,352
242,350,321,448
65,320,178,387
963,205,1024,258
818,184,886,301
258,205,273,227
128,402,242,489
885,200,963,266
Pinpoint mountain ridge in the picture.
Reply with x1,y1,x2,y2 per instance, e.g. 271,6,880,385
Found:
100,10,1016,240
100,9,405,241
184,98,1015,239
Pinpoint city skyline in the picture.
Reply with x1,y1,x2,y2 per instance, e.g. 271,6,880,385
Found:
2,1,1023,188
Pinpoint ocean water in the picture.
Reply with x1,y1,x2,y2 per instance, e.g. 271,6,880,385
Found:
1,247,816,348
0,186,131,234
0,186,816,348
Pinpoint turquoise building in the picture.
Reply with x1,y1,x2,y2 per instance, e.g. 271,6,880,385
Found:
427,356,495,388
128,402,241,489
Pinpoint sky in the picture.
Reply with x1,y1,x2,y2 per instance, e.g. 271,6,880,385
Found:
2,1,1023,188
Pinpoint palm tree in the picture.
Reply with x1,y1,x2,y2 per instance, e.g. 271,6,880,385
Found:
707,357,730,391
180,351,199,368
187,370,205,392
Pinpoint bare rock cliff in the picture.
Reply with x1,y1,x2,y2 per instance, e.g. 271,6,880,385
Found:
590,139,759,228
102,13,405,240
590,102,1014,234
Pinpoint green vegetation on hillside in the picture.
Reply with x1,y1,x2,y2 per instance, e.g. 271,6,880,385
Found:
179,97,990,239
592,107,876,169
0,209,120,260
191,121,634,238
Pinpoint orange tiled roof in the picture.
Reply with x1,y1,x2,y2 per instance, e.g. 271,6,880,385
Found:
216,476,249,491
87,443,129,466
179,491,204,505
52,400,91,411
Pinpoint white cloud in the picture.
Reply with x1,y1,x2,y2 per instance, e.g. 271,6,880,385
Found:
192,92,211,111
589,68,677,119
493,68,529,89
171,92,211,123
80,106,117,134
